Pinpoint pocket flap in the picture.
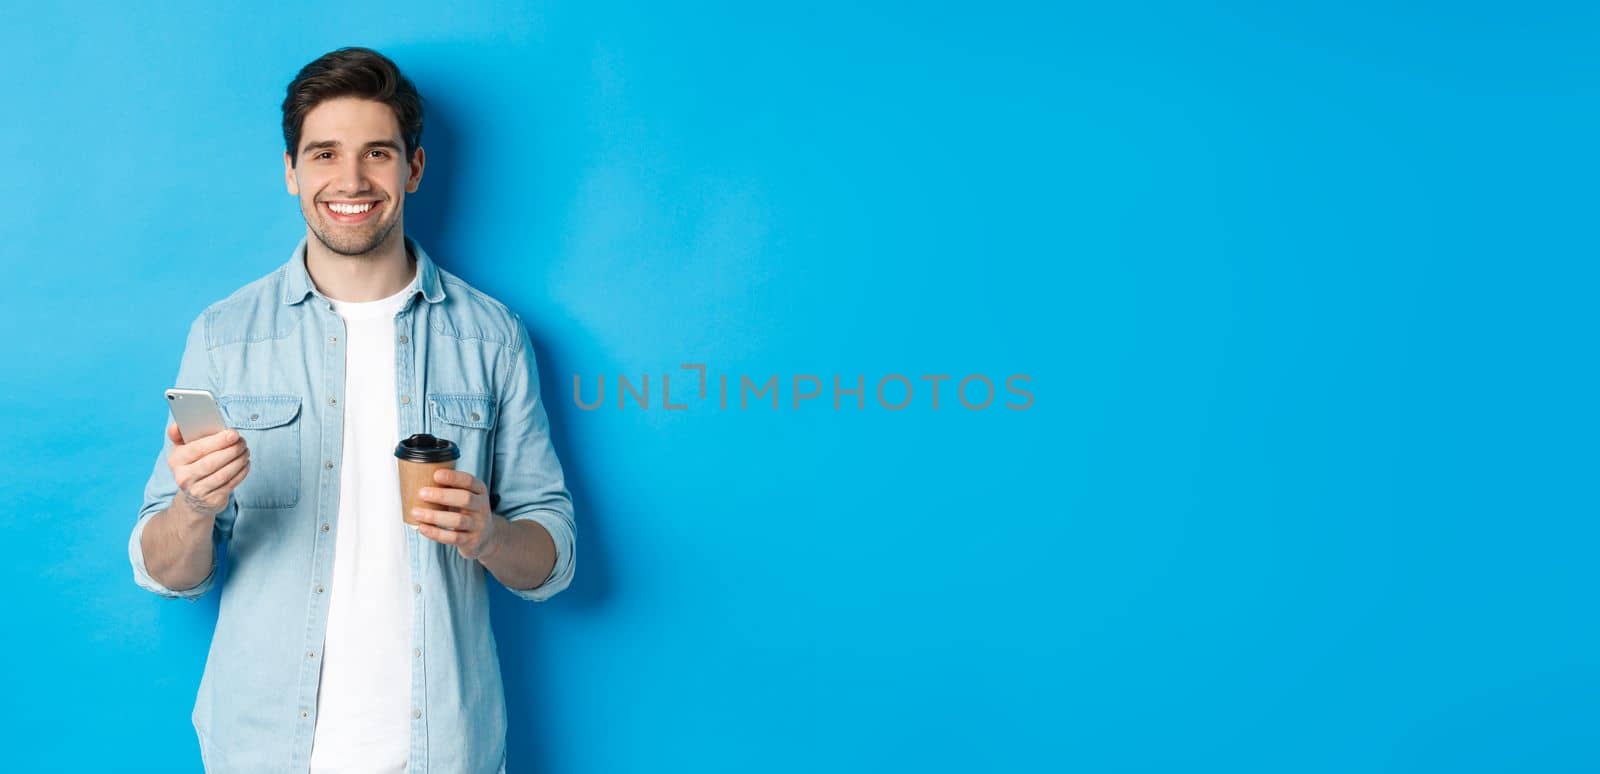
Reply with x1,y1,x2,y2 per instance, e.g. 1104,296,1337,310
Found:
220,394,302,429
429,393,496,429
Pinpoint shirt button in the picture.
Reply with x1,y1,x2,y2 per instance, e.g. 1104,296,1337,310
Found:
325,460,334,469
314,585,324,594
328,397,337,406
328,336,338,344
321,523,330,532
469,412,480,422
300,710,309,719
307,650,316,659
413,709,422,719
413,584,421,594
398,335,409,344
250,413,259,421
400,395,411,405
414,648,422,658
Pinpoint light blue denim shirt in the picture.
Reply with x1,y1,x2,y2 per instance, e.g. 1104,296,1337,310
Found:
129,235,576,773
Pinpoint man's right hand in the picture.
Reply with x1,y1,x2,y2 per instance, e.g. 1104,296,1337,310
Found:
166,421,250,517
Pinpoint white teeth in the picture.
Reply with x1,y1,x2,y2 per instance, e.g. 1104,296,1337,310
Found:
328,202,374,215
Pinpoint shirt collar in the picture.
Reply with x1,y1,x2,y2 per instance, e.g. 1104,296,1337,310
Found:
280,234,446,306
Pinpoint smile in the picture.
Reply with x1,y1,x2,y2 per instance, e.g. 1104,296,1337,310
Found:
322,200,380,223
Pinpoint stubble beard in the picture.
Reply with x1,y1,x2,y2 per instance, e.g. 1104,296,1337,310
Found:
304,198,403,258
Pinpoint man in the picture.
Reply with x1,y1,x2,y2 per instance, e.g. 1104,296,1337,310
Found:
129,47,576,774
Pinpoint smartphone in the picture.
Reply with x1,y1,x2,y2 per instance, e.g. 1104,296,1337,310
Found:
166,388,229,444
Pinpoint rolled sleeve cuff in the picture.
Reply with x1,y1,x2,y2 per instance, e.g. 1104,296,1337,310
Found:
129,498,231,602
505,510,575,602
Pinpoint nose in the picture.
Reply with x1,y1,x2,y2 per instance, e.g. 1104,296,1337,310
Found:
333,154,370,196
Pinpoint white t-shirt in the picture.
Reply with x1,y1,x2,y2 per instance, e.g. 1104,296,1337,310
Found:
309,269,418,774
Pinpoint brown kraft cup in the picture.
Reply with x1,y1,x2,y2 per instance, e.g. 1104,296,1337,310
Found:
396,433,461,529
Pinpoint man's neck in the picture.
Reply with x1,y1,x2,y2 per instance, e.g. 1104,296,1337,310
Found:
303,229,416,302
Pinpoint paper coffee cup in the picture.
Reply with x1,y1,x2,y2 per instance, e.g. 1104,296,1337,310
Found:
396,433,460,529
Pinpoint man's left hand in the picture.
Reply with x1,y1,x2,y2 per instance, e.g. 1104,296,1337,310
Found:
413,469,501,561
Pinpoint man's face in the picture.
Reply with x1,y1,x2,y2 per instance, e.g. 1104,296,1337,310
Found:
284,96,424,257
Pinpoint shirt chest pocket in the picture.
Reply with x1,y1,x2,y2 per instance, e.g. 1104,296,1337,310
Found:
220,394,303,510
427,392,497,478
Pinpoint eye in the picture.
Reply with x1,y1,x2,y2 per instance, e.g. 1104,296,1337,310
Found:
315,151,332,160
369,149,390,159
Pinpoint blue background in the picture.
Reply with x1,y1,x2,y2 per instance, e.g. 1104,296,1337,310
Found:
2,2,1596,772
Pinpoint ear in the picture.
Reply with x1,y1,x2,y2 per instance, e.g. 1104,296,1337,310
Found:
406,146,426,193
284,151,299,196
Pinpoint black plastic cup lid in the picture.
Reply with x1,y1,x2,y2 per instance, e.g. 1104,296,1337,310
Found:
395,433,460,463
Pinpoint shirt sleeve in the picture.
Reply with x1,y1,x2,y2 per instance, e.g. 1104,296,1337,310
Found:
129,311,231,602
491,313,576,602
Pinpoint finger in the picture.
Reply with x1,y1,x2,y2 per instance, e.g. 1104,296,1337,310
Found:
167,422,202,467
433,468,486,495
419,486,472,509
198,429,242,455
193,460,251,505
187,442,248,483
413,507,465,531
192,454,248,495
179,429,239,464
193,454,249,499
416,522,462,545
221,457,251,490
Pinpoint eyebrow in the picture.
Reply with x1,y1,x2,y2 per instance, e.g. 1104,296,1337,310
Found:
300,139,405,156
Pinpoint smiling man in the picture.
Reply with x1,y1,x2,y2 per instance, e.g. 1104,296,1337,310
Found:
129,47,576,774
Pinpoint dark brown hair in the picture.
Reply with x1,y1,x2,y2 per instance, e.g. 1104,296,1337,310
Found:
282,47,423,166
